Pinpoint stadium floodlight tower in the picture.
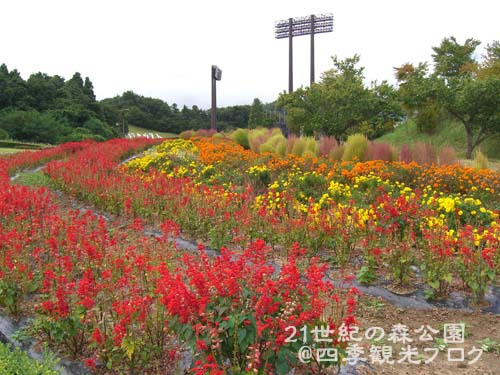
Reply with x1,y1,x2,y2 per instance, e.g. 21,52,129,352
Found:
274,14,334,92
211,65,222,131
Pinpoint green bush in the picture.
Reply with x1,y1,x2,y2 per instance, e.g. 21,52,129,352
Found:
303,137,319,157
0,110,70,144
415,103,442,135
342,134,368,161
276,137,287,156
0,342,59,375
212,132,224,140
260,133,286,154
0,128,9,140
248,128,269,153
82,117,116,139
230,128,250,149
291,137,307,156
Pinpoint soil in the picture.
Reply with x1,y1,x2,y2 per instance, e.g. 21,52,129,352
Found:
351,295,500,375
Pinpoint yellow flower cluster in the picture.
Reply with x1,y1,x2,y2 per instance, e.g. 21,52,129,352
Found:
247,165,269,176
126,139,198,172
327,181,352,198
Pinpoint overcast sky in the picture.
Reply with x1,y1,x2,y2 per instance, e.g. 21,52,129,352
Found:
2,0,499,109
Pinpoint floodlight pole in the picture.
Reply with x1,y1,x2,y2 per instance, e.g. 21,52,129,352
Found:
310,14,315,85
275,14,333,92
211,67,217,131
288,18,293,93
211,65,221,131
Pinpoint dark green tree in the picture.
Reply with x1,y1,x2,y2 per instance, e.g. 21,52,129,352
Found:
0,64,29,110
0,110,70,144
248,98,266,128
26,72,65,111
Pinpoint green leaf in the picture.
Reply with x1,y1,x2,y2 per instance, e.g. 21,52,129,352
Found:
276,349,292,375
428,280,440,290
237,328,246,343
443,273,453,283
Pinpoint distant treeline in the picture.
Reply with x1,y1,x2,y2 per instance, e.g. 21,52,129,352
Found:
0,64,271,143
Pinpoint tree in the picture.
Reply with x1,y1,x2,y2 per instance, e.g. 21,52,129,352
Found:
478,41,500,79
432,37,480,78
277,55,403,140
0,64,29,110
0,64,123,142
26,72,65,111
0,110,71,144
218,105,250,130
248,98,266,128
444,76,500,158
396,37,500,158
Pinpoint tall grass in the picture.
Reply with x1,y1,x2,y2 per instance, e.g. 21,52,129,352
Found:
399,144,412,163
473,149,489,170
364,142,393,161
318,136,338,157
411,142,437,165
438,146,458,166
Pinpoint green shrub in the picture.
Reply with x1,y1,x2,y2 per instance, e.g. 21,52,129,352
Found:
260,133,286,154
230,128,250,149
82,117,116,139
303,137,319,157
342,134,368,161
0,110,70,144
415,102,442,135
276,137,287,156
248,128,269,153
0,128,9,140
473,149,489,170
0,342,59,375
291,137,307,156
212,132,224,139
296,172,327,199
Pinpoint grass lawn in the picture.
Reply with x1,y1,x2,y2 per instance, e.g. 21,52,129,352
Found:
127,124,177,139
0,147,24,154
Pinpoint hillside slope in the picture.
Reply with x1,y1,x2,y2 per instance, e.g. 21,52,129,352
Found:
378,120,500,160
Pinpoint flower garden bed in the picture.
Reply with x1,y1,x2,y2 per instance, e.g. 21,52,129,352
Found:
1,136,499,374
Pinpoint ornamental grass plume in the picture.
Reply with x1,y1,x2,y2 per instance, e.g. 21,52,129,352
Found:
399,143,412,163
438,145,458,166
318,136,338,157
411,141,437,165
342,134,368,161
363,141,393,162
473,149,489,170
